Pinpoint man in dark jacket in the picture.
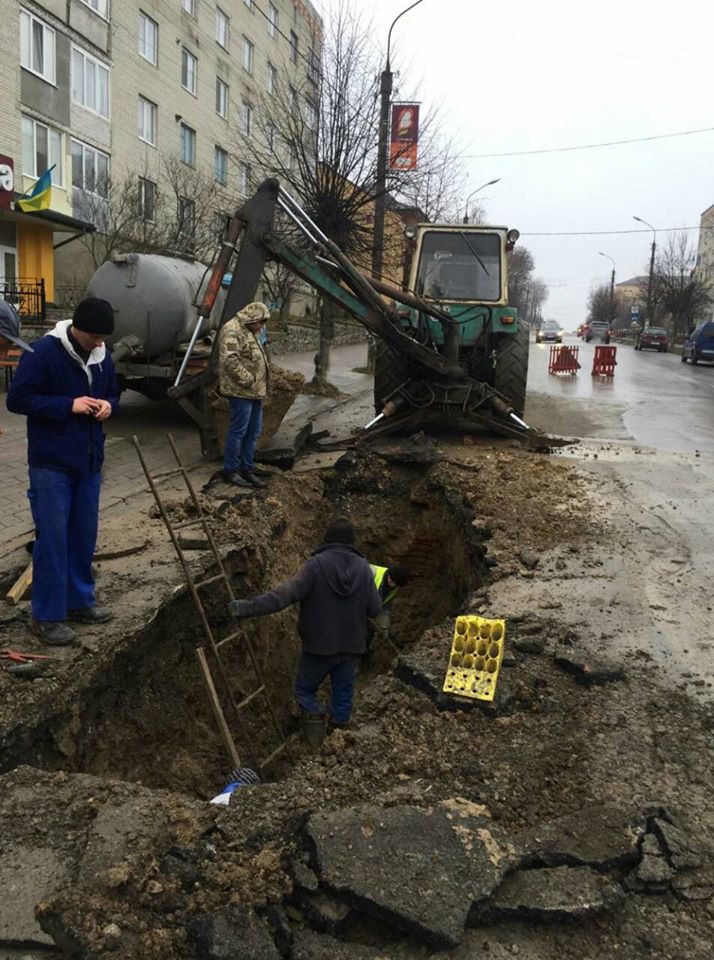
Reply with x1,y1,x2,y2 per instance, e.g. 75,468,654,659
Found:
230,517,381,730
6,298,119,645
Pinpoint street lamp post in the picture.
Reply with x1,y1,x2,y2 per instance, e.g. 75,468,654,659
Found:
598,252,616,324
633,216,656,328
462,179,500,224
371,0,425,283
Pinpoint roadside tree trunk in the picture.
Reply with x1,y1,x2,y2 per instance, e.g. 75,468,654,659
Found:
311,296,335,391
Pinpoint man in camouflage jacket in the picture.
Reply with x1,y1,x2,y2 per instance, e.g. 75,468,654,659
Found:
218,301,271,487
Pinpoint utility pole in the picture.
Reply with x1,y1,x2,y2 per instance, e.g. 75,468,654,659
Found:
633,216,656,328
599,252,616,325
462,179,500,224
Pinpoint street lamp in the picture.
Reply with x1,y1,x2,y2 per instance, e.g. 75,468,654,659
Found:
371,0,425,282
633,215,656,328
463,179,501,224
598,252,616,324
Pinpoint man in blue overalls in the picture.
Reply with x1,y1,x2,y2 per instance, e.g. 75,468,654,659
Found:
7,298,119,646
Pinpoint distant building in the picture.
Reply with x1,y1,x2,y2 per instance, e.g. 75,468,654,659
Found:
695,204,714,288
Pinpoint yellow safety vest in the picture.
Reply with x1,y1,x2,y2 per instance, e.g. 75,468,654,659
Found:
371,564,398,606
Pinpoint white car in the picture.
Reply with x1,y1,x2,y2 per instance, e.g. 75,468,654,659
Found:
536,321,563,343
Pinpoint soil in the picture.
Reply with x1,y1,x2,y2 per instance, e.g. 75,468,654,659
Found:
0,436,712,959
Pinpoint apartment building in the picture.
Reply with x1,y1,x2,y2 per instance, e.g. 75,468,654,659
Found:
0,0,321,307
695,204,714,288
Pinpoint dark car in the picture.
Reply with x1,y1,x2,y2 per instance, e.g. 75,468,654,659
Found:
586,321,611,343
536,320,563,343
635,327,668,352
681,321,714,365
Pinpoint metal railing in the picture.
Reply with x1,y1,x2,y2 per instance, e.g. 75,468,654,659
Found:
0,278,46,323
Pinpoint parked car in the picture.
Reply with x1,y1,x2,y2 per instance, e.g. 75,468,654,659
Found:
536,320,563,343
681,321,714,365
635,327,668,352
587,321,611,343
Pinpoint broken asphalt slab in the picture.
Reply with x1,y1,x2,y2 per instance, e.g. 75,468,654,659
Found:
553,646,625,685
478,864,624,921
189,906,281,960
517,804,644,869
305,799,516,947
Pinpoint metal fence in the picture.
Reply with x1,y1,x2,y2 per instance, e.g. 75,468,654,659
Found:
0,278,46,323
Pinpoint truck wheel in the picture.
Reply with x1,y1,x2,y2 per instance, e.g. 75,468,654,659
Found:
373,339,408,413
494,321,529,417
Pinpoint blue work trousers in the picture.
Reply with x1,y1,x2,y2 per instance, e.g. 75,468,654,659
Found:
27,467,101,622
224,398,263,474
294,652,360,724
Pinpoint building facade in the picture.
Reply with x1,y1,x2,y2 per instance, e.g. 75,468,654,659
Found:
695,204,714,288
0,0,321,311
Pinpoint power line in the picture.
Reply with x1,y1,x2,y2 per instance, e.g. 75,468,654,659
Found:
462,126,714,159
522,225,710,237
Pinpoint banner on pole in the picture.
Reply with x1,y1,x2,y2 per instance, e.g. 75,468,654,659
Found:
389,104,420,170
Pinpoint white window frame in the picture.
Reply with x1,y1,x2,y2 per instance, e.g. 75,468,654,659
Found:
181,47,198,95
138,96,157,145
244,0,253,10
177,196,195,232
216,7,229,49
21,115,63,183
80,0,109,18
72,46,110,119
138,176,156,222
267,62,277,96
214,146,228,185
239,162,251,196
215,77,229,119
305,99,317,131
181,0,195,15
138,11,158,66
180,122,196,166
267,3,278,38
70,138,110,197
20,9,56,85
241,100,253,138
242,36,254,74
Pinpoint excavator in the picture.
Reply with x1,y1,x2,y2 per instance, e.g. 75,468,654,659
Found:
164,178,552,457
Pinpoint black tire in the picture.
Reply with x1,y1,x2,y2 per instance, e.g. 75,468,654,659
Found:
681,352,687,363
692,354,698,366
373,339,408,413
494,320,529,417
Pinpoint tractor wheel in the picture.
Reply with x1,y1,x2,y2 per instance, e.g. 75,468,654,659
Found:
494,321,530,417
373,339,408,413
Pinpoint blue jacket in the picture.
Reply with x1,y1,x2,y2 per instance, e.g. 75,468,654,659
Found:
231,543,382,655
6,320,119,474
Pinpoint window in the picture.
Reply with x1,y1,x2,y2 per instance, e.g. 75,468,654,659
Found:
21,115,63,181
71,139,109,196
181,0,195,14
268,3,278,37
20,10,56,84
242,36,253,73
81,0,108,17
267,123,275,154
214,212,227,241
72,48,110,118
216,7,229,49
138,96,157,144
181,48,197,94
267,62,277,96
180,122,196,165
305,99,317,130
289,85,297,113
139,12,158,65
215,77,229,118
138,177,156,222
241,100,252,138
290,30,298,64
177,196,195,232
308,45,320,84
244,0,253,9
239,162,251,195
214,146,228,185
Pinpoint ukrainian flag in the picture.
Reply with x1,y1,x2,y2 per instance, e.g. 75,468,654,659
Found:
16,165,55,213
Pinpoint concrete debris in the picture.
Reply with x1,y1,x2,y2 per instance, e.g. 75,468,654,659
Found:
513,636,546,655
519,548,541,570
395,647,515,714
305,801,516,947
552,646,625,685
651,818,704,872
295,890,352,935
189,906,281,960
630,833,676,891
290,928,377,960
481,865,624,920
519,804,643,869
256,423,313,470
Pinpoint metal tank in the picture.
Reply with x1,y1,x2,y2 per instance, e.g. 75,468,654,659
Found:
86,253,223,360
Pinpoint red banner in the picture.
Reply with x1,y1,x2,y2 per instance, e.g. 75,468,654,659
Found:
389,104,419,171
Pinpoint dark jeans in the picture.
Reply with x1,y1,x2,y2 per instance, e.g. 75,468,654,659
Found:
27,466,101,622
294,652,360,724
224,397,263,474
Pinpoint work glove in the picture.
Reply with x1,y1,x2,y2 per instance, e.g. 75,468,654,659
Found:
229,600,245,618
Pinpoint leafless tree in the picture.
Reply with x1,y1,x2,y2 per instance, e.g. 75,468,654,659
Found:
506,247,549,324
654,232,711,340
587,284,625,326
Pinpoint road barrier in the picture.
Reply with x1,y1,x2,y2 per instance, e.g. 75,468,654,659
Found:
548,344,581,375
592,345,617,377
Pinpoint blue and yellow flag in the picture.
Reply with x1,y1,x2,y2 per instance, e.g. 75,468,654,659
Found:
16,165,55,213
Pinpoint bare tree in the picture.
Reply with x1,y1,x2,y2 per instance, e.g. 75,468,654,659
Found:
654,232,711,340
506,246,549,324
587,284,626,326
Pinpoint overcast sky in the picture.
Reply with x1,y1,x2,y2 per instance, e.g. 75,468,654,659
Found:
314,0,714,324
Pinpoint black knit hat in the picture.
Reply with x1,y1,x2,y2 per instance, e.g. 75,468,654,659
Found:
73,297,115,335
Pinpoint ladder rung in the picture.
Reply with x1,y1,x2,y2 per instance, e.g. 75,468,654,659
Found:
259,740,290,769
237,685,266,709
174,515,207,531
194,573,227,590
216,631,241,650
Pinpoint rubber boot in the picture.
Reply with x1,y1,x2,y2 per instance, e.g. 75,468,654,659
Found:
301,712,327,749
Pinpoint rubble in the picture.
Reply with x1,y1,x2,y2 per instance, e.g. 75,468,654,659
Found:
518,804,643,869
552,646,625,685
188,906,281,960
480,864,623,920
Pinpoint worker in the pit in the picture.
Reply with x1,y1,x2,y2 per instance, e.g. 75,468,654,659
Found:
229,516,382,741
367,564,410,658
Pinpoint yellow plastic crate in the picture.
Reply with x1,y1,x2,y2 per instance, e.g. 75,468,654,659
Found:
442,615,505,702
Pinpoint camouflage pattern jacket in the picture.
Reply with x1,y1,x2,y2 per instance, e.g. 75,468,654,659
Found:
218,316,269,400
